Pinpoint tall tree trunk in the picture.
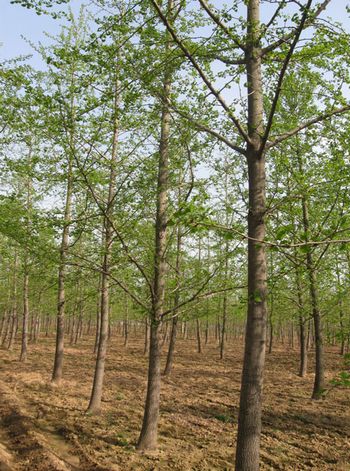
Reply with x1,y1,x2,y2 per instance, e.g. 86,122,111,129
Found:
196,318,202,354
8,252,19,351
20,268,29,361
87,59,120,414
298,153,324,398
94,276,101,354
268,315,273,354
164,204,183,376
20,147,32,362
123,294,129,347
236,2,267,469
144,317,149,355
137,0,173,449
220,240,229,360
51,143,74,383
336,259,345,355
295,262,307,377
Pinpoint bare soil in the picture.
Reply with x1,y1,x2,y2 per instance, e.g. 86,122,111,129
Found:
0,335,349,470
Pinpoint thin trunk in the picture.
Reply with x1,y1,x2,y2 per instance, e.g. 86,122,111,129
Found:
196,318,202,354
220,239,229,360
8,252,19,351
295,264,307,377
298,154,324,398
0,310,10,344
51,144,74,383
94,277,101,354
144,317,149,355
220,296,227,360
87,57,120,414
268,315,273,354
20,270,29,361
336,260,345,356
137,0,173,449
20,147,32,362
123,295,129,347
164,218,182,376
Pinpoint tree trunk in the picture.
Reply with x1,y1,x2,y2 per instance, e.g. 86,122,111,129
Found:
123,295,129,347
235,2,267,469
51,151,73,383
144,317,149,355
196,318,202,354
87,57,120,413
220,296,227,360
137,321,162,449
137,0,173,449
295,264,307,377
8,252,19,351
298,154,324,398
94,277,101,354
20,269,29,362
164,317,177,376
268,315,273,354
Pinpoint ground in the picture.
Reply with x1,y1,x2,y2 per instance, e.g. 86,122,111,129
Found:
0,334,349,470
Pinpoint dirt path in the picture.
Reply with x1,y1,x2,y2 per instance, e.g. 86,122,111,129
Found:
0,337,349,470
0,382,80,471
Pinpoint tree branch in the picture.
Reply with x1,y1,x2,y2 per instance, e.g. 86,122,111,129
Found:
266,104,350,149
262,0,333,56
164,97,246,155
150,0,250,144
261,0,313,153
198,0,246,52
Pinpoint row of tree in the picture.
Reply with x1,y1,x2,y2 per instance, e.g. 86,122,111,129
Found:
1,1,350,469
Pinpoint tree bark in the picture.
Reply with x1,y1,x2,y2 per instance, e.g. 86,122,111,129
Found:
137,0,173,449
51,138,74,383
235,2,267,469
298,153,324,398
20,269,29,361
7,252,19,351
87,58,120,413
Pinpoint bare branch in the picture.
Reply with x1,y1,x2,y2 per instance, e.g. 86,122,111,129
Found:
262,0,333,56
198,0,246,52
150,0,250,144
266,104,350,149
167,99,246,155
261,0,313,153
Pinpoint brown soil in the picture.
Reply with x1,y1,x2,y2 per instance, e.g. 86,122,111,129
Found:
0,335,349,470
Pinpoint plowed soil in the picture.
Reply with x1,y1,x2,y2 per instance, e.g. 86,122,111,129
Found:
0,334,349,470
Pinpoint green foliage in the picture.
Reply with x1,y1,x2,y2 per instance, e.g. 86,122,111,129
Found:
330,354,350,389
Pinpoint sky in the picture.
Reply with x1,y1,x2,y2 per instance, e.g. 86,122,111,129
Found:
1,0,349,68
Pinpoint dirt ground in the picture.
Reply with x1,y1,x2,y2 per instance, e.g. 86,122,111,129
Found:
0,334,349,470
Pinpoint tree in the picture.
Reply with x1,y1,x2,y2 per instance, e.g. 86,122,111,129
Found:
149,1,350,468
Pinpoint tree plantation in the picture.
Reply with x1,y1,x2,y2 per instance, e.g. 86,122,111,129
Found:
1,0,350,469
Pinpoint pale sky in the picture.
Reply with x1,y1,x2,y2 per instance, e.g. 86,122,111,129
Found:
1,0,349,68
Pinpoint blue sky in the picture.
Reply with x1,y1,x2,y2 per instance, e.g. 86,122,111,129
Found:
1,0,349,68
1,0,86,66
